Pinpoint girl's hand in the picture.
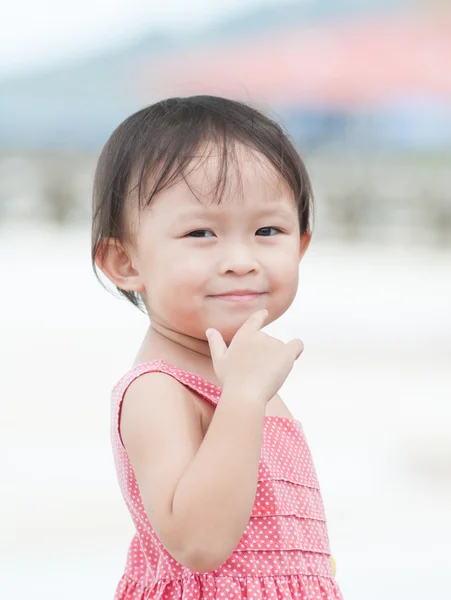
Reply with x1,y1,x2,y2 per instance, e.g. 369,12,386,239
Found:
206,309,304,403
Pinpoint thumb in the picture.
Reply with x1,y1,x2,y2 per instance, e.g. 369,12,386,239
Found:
206,328,228,363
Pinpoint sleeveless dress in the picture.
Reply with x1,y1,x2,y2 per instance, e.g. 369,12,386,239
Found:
111,359,344,600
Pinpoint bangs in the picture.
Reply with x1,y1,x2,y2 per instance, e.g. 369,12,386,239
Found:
131,129,241,211
128,117,302,216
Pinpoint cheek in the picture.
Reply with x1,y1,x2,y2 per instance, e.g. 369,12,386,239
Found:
267,249,300,310
168,257,208,291
148,251,207,312
269,246,300,287
152,246,204,284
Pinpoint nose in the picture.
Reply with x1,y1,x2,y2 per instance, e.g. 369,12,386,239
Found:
218,242,259,275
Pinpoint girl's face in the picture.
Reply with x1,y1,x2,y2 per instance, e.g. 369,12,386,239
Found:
128,146,310,344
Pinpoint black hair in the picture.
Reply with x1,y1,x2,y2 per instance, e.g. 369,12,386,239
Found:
91,95,314,312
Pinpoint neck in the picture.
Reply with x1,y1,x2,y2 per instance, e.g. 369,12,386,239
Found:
134,320,221,385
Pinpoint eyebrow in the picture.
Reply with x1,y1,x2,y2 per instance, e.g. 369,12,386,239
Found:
174,206,295,221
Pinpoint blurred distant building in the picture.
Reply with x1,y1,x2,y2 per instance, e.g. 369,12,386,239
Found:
143,11,451,150
2,1,450,151
0,0,450,244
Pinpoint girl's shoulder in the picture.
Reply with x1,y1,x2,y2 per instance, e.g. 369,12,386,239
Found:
112,359,222,409
111,359,220,460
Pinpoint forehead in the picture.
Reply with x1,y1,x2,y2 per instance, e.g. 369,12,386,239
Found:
148,143,296,219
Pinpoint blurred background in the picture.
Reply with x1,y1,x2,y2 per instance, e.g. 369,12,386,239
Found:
1,0,450,598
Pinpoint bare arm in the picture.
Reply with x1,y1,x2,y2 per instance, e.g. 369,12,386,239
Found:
120,372,266,573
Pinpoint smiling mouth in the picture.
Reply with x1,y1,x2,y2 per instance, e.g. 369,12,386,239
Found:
210,292,264,303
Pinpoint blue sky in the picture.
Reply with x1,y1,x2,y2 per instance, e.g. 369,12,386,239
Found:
1,0,292,76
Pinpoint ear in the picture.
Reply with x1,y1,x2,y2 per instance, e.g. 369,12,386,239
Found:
299,231,311,262
95,238,145,292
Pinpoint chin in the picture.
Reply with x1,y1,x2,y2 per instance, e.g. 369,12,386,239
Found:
221,330,239,345
212,314,272,345
205,322,243,345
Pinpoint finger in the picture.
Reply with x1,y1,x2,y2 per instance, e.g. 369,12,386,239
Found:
236,309,268,335
206,328,228,362
286,338,304,361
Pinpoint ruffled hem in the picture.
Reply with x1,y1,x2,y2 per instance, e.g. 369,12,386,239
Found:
114,572,343,600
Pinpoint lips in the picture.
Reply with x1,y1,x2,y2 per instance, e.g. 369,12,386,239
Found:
210,290,265,303
214,290,263,296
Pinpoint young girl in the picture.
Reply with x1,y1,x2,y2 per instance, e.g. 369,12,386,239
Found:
92,95,343,600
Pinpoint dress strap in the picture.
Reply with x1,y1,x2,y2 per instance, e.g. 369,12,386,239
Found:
114,359,222,410
112,359,222,452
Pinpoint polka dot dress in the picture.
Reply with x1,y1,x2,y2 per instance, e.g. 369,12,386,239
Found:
111,360,344,599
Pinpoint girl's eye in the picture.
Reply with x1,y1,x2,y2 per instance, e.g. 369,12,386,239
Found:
186,227,282,238
186,230,215,238
256,227,282,236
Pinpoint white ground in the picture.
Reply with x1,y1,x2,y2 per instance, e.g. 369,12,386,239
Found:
1,224,450,599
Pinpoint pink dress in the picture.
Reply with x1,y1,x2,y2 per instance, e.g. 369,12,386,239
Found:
111,359,344,600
